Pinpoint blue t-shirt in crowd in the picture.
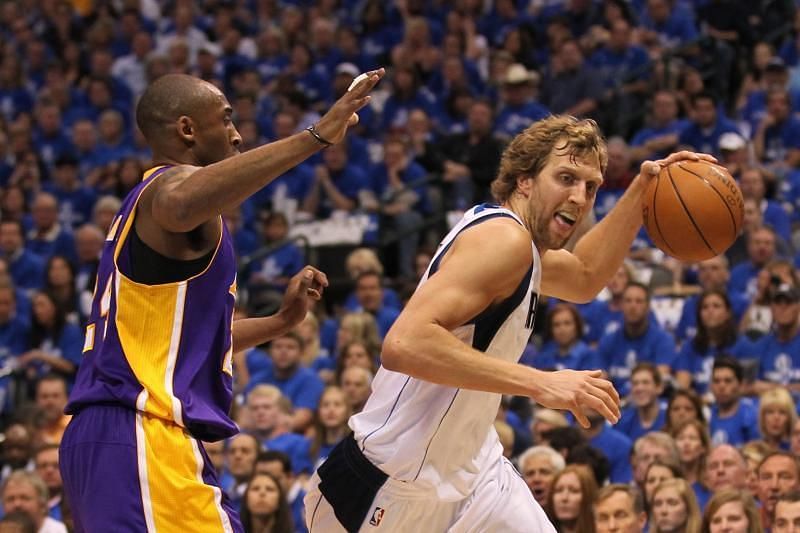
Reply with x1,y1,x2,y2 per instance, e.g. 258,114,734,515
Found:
26,323,83,382
494,102,550,140
675,336,755,395
264,432,313,475
630,120,688,161
709,398,760,446
762,199,793,244
578,300,623,344
26,227,77,264
616,402,667,443
755,331,800,386
244,348,271,378
728,261,760,301
532,340,598,371
246,242,305,291
762,116,800,165
44,184,98,230
8,250,45,291
246,365,324,412
313,164,370,219
678,118,741,158
596,322,677,396
590,423,633,484
0,317,30,412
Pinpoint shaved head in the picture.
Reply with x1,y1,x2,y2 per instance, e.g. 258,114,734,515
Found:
135,74,240,165
135,74,222,144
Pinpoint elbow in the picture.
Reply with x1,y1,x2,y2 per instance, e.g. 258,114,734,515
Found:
381,328,412,373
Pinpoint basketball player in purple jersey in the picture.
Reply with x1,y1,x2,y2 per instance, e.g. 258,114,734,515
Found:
59,70,384,532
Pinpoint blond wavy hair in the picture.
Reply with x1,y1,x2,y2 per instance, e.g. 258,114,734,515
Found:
492,115,608,203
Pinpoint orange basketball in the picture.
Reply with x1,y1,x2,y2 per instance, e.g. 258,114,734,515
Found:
641,160,744,263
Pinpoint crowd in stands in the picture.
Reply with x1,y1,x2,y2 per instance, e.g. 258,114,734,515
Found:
2,0,800,531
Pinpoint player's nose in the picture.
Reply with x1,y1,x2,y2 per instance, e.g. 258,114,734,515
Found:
569,183,588,206
231,128,242,147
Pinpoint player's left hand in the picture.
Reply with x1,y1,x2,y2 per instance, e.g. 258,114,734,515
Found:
639,150,717,182
277,266,328,327
315,68,385,145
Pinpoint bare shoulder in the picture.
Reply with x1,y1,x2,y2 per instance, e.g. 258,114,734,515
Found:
443,216,533,273
429,216,532,302
138,164,201,206
135,164,218,251
137,164,202,231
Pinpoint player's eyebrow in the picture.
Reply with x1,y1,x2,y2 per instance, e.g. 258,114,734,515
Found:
553,165,603,185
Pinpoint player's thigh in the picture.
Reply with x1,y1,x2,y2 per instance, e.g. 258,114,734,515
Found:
305,473,348,533
305,472,457,533
60,406,149,532
60,405,241,533
450,458,556,533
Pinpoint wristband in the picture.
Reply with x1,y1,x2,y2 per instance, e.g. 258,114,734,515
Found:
305,124,333,147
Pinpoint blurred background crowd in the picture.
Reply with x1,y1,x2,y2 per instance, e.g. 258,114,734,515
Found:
1,0,800,532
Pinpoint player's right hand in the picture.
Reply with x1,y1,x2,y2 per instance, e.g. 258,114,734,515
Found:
532,369,620,428
315,68,385,145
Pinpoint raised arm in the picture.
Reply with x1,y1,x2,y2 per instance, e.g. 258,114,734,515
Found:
381,218,620,427
541,151,717,303
148,70,383,233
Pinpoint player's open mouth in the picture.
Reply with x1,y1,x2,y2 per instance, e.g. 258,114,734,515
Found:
554,211,577,228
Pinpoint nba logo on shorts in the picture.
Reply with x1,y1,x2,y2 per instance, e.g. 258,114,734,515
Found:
369,507,385,526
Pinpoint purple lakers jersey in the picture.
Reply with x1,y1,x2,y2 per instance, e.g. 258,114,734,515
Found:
66,166,238,441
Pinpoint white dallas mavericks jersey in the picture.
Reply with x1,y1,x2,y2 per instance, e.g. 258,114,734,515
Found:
350,204,541,501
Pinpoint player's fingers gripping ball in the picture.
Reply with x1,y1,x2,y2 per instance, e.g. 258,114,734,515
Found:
642,160,744,263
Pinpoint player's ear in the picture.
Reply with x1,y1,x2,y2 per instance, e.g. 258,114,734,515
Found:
515,175,534,198
177,116,195,145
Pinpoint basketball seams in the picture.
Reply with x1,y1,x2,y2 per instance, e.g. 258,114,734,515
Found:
649,173,677,255
666,166,718,257
676,163,741,236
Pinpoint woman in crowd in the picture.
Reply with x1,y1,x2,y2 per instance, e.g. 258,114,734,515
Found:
44,255,79,324
758,387,796,450
1,185,31,229
545,465,598,533
239,472,294,533
309,385,352,468
18,290,82,387
298,312,334,380
533,303,596,371
335,311,381,361
664,389,706,434
741,440,772,495
333,340,379,385
650,478,702,533
670,419,712,509
701,489,762,533
675,290,754,395
643,459,684,507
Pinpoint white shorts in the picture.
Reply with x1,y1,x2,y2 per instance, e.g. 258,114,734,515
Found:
304,438,555,532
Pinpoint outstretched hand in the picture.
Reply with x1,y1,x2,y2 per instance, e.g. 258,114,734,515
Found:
277,266,329,328
639,150,718,182
315,68,385,145
533,369,620,428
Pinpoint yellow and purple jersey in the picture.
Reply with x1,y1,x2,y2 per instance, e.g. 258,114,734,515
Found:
66,166,238,442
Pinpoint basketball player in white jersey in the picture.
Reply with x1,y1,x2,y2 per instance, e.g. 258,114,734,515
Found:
305,116,715,532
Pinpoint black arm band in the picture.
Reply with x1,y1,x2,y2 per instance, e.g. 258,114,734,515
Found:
305,124,334,146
